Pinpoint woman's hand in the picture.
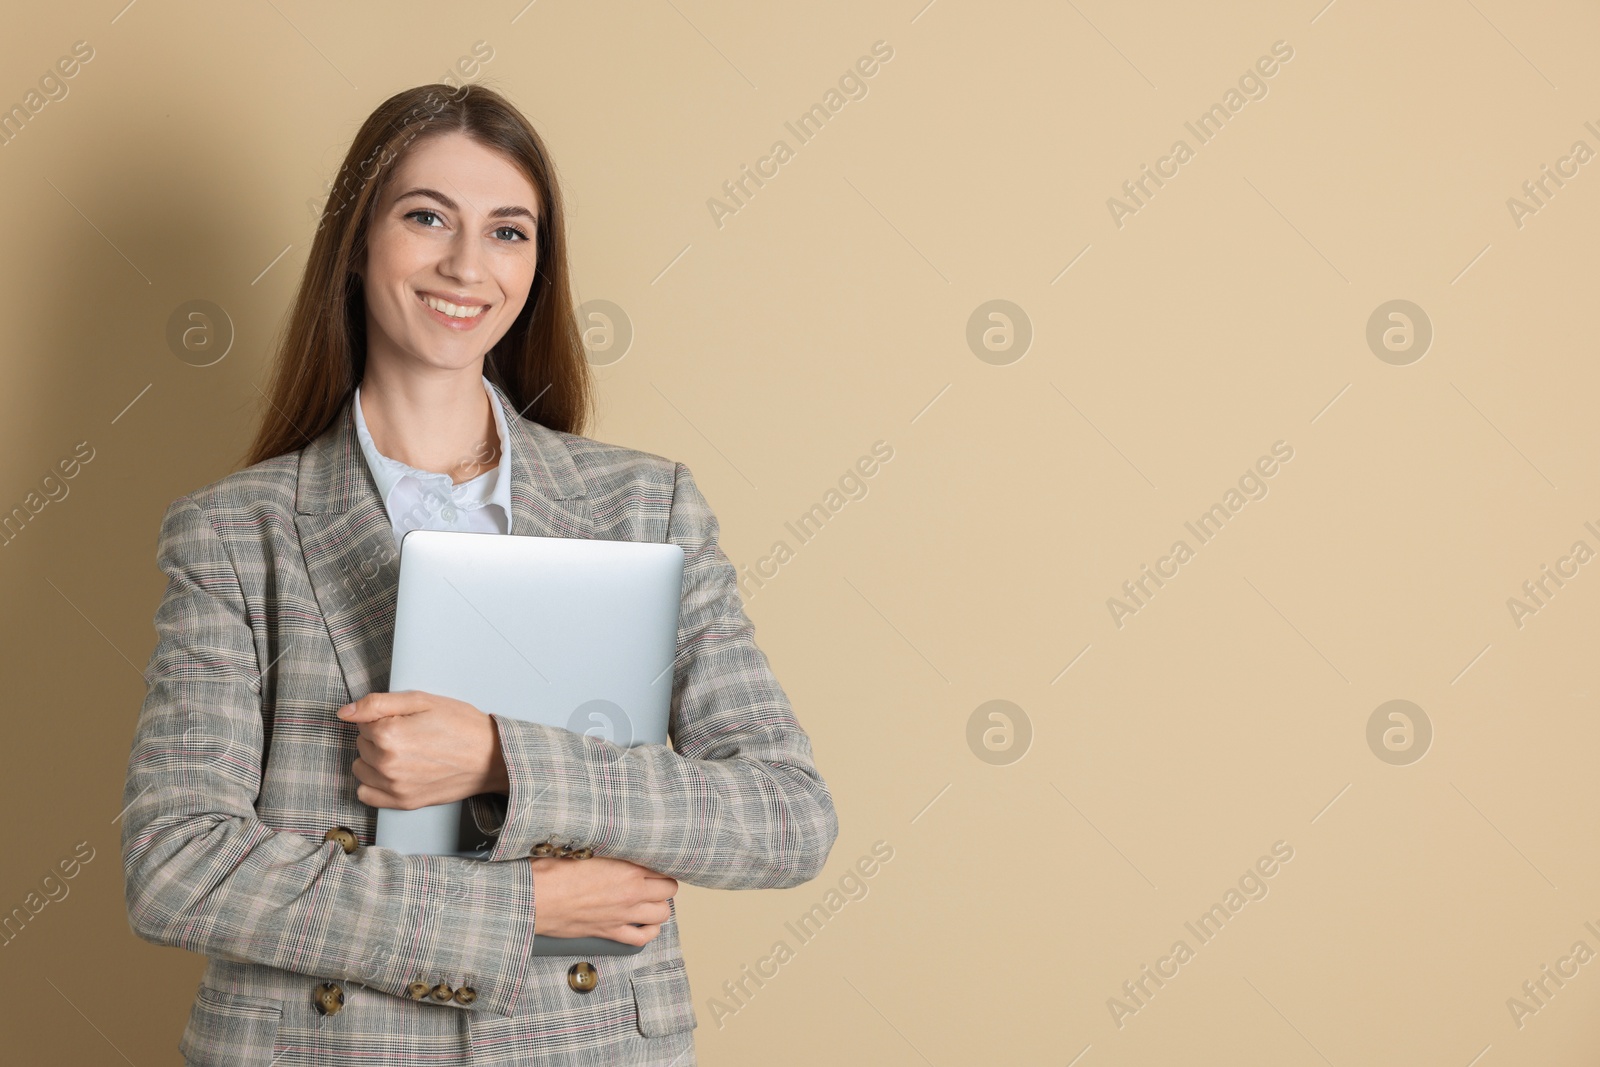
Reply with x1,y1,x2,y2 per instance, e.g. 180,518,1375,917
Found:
531,857,677,945
336,690,508,810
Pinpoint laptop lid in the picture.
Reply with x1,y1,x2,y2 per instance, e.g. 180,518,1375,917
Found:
373,529,684,860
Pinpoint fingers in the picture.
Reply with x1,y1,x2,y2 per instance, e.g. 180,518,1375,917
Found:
613,924,661,946
629,901,672,926
351,755,399,797
640,872,679,897
352,756,435,810
352,778,401,810
337,690,431,724
591,862,677,898
608,858,679,896
522,856,670,944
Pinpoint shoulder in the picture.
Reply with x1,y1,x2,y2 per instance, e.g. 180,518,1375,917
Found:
526,420,680,503
166,453,301,540
525,422,717,538
538,423,677,487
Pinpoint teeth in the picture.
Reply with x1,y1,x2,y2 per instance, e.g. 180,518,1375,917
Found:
422,294,487,318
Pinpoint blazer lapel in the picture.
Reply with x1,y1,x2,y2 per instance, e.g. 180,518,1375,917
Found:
294,379,593,701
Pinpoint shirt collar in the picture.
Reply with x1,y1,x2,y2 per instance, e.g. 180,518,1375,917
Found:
352,374,512,523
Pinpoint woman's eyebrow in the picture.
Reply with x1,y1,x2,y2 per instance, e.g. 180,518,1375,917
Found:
393,186,537,222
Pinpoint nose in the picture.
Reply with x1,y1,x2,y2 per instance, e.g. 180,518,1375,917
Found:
436,226,488,285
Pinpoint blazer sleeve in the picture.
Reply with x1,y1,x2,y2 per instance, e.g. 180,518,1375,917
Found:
121,495,540,1018
469,461,840,887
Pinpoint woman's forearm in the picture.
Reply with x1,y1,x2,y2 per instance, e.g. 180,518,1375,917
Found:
475,712,837,889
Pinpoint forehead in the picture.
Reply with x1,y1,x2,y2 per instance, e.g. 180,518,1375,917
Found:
387,130,538,209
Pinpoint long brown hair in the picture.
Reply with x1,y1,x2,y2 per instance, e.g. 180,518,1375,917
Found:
243,82,593,467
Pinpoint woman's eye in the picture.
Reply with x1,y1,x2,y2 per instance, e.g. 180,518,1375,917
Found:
406,210,528,242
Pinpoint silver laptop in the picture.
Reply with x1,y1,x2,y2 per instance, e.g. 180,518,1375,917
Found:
374,529,683,955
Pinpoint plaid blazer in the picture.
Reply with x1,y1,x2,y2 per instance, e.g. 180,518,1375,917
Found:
120,381,839,1066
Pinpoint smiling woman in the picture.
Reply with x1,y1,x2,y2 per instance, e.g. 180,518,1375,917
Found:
248,83,591,465
119,82,838,1067
347,131,543,478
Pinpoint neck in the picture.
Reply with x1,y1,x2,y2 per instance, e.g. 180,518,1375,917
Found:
357,362,501,485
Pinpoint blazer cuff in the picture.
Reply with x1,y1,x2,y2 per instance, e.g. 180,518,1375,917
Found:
466,793,507,840
369,850,539,1018
483,713,596,862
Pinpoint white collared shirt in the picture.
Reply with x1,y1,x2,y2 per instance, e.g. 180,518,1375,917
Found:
352,374,512,550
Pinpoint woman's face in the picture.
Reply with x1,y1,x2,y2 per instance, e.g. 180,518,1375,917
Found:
356,130,540,376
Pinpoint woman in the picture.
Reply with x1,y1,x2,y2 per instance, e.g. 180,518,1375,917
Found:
119,82,839,1067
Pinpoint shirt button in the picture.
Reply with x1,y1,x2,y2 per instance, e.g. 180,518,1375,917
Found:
441,505,458,522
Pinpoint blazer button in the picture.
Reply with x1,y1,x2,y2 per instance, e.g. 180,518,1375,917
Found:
555,845,575,859
431,983,454,1002
453,986,478,1006
406,981,432,1001
324,826,359,854
530,842,557,858
567,962,598,994
568,847,593,860
313,982,345,1016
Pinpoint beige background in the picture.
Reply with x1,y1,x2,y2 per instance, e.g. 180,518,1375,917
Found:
2,0,1597,1063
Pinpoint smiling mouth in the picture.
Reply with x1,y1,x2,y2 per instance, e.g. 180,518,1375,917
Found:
418,292,490,319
